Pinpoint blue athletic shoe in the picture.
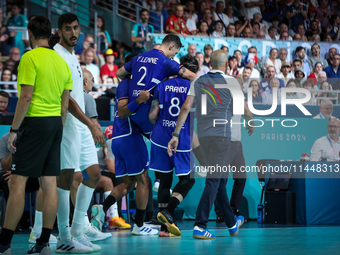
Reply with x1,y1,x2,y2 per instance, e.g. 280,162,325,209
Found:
228,215,244,236
193,226,215,239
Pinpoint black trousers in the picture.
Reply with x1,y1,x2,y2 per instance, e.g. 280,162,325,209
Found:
194,136,236,229
214,141,247,216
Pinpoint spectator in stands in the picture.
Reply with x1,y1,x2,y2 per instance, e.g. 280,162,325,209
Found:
0,10,14,56
286,0,307,35
240,67,252,91
277,24,292,40
211,21,225,37
327,48,338,66
242,26,253,38
79,35,100,65
247,79,262,102
203,44,213,68
277,62,294,86
100,49,119,84
196,52,210,76
313,99,334,119
131,9,154,54
317,81,336,105
253,12,266,31
308,62,324,85
226,4,239,24
308,43,328,68
256,30,265,39
251,22,260,37
165,5,190,36
185,1,197,24
262,78,281,104
248,46,265,78
203,9,216,35
292,33,302,41
243,0,264,20
305,20,321,41
294,68,305,87
221,46,229,55
264,25,277,40
310,118,340,162
317,71,328,89
292,59,303,75
0,91,10,113
295,46,311,77
234,50,243,68
304,6,319,31
296,24,308,41
239,54,260,78
285,79,299,99
301,79,317,105
328,14,340,38
236,19,253,37
262,0,278,23
2,47,20,76
214,1,228,31
166,0,178,17
317,0,332,31
85,49,102,84
183,8,197,34
324,53,340,85
180,44,197,63
323,33,333,42
229,56,239,75
97,16,112,53
0,69,16,97
143,0,156,10
150,0,169,32
260,66,285,92
197,20,210,36
265,48,281,74
196,1,206,22
226,24,236,37
115,42,130,66
278,48,288,64
312,35,321,41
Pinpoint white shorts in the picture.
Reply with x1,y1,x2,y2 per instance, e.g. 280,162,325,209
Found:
61,128,98,172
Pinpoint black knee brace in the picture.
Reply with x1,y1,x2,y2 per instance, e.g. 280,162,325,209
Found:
173,174,195,199
158,172,173,204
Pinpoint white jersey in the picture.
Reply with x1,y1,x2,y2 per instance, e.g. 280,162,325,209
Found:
54,43,86,131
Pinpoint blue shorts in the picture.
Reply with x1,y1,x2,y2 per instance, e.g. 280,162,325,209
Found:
111,133,149,178
149,144,194,176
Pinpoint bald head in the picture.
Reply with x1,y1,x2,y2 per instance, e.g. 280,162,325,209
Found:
83,69,94,93
211,50,228,69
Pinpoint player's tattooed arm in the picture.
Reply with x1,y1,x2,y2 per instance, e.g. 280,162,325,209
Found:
116,66,130,80
148,99,160,125
178,66,197,82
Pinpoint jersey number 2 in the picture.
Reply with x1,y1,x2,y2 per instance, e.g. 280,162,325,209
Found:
137,66,147,86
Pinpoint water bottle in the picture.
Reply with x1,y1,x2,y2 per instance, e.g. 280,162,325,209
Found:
257,204,263,224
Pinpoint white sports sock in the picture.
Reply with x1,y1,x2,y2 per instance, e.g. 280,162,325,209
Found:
84,214,91,228
33,210,42,232
70,183,94,237
57,188,71,241
104,191,119,218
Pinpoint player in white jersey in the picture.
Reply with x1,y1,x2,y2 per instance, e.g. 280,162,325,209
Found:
48,13,110,253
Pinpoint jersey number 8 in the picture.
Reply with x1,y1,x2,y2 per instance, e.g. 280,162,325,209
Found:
169,97,181,117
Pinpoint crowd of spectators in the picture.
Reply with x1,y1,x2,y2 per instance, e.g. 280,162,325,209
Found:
1,0,340,106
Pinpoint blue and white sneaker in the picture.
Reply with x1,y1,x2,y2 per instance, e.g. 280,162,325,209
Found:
91,204,105,231
193,226,215,239
131,224,158,236
228,215,244,236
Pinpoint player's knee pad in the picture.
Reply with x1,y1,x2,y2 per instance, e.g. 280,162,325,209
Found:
173,174,195,199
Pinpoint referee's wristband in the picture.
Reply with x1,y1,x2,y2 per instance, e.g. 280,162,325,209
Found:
10,127,19,133
172,132,179,137
127,100,141,113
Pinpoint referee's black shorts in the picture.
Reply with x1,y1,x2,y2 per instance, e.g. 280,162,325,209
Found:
12,117,63,178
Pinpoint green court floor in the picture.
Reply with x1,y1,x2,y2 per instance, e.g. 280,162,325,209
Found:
7,221,340,255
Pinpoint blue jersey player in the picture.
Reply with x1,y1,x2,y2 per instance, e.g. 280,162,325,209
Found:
116,34,198,135
91,54,158,236
148,57,198,237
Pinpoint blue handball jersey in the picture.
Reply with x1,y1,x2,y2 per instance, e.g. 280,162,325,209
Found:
112,78,141,139
124,49,182,134
150,77,192,152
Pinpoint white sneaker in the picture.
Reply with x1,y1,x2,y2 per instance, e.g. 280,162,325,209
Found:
83,223,112,242
74,233,101,252
91,204,105,231
55,237,92,253
28,227,58,244
131,224,159,236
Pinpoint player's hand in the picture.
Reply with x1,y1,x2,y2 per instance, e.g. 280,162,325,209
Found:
136,90,150,104
103,146,110,161
4,171,11,182
7,132,17,154
90,125,106,147
167,136,179,157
